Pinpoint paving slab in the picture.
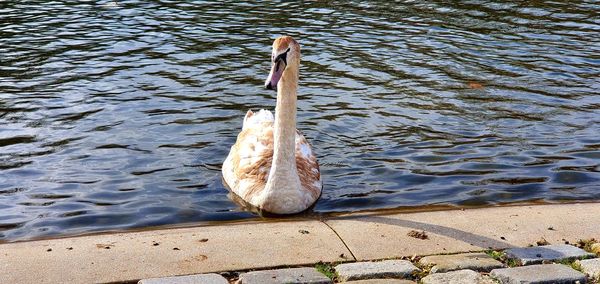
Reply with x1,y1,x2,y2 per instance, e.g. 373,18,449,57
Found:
345,280,415,284
326,203,600,260
335,260,419,281
0,221,350,284
419,252,504,273
421,269,495,284
505,244,594,265
490,264,586,284
2,202,600,284
138,273,228,284
577,258,600,279
238,267,331,284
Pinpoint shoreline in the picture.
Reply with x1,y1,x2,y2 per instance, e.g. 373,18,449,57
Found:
3,199,597,245
2,202,599,283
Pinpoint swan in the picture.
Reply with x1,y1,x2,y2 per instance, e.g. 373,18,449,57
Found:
222,36,322,214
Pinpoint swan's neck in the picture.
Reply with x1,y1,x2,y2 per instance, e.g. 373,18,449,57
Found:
265,67,300,193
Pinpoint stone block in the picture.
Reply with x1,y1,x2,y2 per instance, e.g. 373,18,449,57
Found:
138,273,228,284
505,244,594,265
419,252,504,272
490,264,586,284
239,267,332,284
335,260,419,281
421,269,495,284
577,258,600,279
344,280,416,284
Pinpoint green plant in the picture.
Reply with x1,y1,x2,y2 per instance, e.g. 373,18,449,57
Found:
315,262,337,280
485,250,520,267
412,262,433,280
485,250,504,261
558,258,583,272
506,258,520,267
576,238,597,252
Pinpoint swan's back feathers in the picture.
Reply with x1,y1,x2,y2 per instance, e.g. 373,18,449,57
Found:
223,114,273,201
222,113,322,211
243,109,274,130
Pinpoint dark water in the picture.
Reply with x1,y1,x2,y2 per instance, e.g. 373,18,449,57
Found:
1,1,600,242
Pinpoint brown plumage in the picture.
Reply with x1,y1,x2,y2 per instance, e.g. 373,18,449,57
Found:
222,36,322,214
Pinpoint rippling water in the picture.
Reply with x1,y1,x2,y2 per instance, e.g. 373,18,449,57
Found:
1,1,600,241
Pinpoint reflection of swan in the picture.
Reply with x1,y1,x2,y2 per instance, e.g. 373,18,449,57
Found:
222,36,322,214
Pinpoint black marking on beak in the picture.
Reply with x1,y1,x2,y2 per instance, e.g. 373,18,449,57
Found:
266,81,273,90
274,48,291,65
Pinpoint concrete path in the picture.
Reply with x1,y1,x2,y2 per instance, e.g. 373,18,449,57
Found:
326,202,600,260
1,202,599,284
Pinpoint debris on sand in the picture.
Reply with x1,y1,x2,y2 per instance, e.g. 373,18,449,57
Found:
536,237,550,246
407,230,428,240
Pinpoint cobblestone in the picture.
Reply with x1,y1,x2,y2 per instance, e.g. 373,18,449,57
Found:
421,269,495,284
344,280,416,284
505,244,594,265
239,267,331,284
138,273,228,284
335,260,419,281
419,252,504,273
577,258,600,280
490,264,586,284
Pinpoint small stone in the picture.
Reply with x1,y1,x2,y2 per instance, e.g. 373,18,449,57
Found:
335,260,419,281
344,280,415,284
490,264,586,284
239,267,331,284
138,273,228,284
299,230,310,234
419,253,504,273
421,269,495,284
577,258,600,279
536,237,549,246
505,244,594,265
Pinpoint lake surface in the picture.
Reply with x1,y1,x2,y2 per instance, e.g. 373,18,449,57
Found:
1,1,600,241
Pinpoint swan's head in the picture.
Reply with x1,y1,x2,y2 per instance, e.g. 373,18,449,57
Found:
265,36,300,90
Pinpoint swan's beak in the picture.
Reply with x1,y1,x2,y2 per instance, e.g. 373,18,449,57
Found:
265,61,285,90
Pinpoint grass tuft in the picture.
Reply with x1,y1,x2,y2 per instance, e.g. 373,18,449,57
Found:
558,258,584,272
412,262,433,280
485,250,521,267
315,262,337,280
576,238,597,253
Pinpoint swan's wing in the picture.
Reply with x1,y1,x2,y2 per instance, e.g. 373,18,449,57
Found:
295,130,322,200
223,110,274,200
243,109,274,130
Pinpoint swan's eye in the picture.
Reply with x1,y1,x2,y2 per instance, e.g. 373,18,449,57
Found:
273,48,291,65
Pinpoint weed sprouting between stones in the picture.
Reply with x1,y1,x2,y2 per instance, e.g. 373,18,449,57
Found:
485,250,520,267
314,262,337,281
576,238,597,253
412,262,433,280
558,258,584,272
